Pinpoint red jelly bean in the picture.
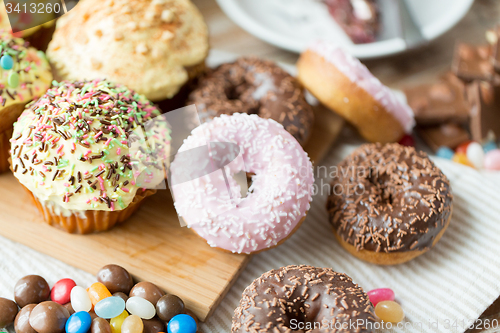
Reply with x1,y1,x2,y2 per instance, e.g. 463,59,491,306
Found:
51,278,77,305
455,140,473,154
398,134,415,147
367,288,395,306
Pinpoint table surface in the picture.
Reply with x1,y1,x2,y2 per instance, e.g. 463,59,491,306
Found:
191,0,500,330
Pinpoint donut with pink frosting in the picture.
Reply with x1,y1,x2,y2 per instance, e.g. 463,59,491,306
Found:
297,40,415,143
170,113,314,254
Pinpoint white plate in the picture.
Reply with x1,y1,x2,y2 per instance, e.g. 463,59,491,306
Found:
215,0,474,59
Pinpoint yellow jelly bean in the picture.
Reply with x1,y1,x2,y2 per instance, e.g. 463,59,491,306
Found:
452,152,473,167
110,310,129,333
375,300,405,323
88,282,112,306
121,315,143,333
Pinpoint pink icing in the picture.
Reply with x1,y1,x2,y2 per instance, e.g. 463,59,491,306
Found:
309,40,415,133
170,113,314,254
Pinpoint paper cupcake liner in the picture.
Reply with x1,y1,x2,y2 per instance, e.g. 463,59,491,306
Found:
24,187,156,234
0,102,26,174
0,127,13,174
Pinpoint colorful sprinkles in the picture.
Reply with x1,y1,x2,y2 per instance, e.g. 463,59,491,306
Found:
10,79,170,212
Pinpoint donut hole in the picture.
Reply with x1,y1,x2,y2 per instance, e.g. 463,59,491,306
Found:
232,171,255,199
225,85,242,100
366,173,396,206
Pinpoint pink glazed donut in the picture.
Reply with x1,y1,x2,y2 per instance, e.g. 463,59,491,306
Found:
170,113,314,254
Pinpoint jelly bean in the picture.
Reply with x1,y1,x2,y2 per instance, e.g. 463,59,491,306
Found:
110,310,129,333
375,301,404,323
8,71,19,88
484,149,500,170
436,146,454,160
367,288,395,306
398,134,415,147
167,314,197,333
51,278,76,305
452,152,473,167
94,296,126,319
88,282,112,306
483,141,497,154
0,55,13,70
71,286,92,313
466,142,485,169
455,140,472,154
126,296,156,320
65,311,92,333
121,315,143,333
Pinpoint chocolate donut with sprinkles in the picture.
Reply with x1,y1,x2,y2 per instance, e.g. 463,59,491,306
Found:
327,143,453,265
187,57,315,146
232,265,377,333
10,79,170,234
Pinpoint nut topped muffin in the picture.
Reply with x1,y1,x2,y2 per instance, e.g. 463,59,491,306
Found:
10,79,171,234
0,31,52,172
47,0,209,101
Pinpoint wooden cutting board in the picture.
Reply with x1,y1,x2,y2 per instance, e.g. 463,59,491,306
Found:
0,105,343,321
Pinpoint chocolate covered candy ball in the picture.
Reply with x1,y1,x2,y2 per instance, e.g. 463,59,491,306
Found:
63,302,75,315
113,292,129,303
14,304,37,333
14,275,50,307
142,317,165,333
156,294,184,322
29,301,70,333
97,265,134,294
129,282,164,305
91,317,112,333
0,297,18,327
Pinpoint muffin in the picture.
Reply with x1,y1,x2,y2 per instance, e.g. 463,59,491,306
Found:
47,0,209,102
0,31,52,172
10,79,171,234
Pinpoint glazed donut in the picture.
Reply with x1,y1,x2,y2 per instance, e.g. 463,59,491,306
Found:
170,113,314,254
327,143,453,265
297,41,414,143
231,265,377,333
187,57,314,146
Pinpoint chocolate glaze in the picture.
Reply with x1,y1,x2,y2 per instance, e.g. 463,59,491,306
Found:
327,143,453,253
232,265,376,333
187,57,314,146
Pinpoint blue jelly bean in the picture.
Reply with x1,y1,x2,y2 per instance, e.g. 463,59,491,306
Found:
0,55,13,70
483,141,497,154
436,146,454,160
168,314,197,333
94,296,126,319
65,311,92,333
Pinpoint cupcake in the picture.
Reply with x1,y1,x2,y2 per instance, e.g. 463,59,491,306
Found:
10,79,171,234
46,0,209,102
0,31,52,172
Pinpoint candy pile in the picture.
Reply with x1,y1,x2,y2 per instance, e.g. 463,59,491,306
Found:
404,25,500,166
436,140,500,170
368,288,405,324
0,265,198,333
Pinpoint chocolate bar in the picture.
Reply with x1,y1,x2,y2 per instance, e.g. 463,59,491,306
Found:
486,26,500,73
417,123,470,152
405,73,469,125
452,43,495,82
467,81,500,142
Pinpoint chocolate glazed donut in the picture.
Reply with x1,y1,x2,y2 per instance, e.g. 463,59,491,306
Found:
232,265,376,333
327,143,453,265
187,57,314,146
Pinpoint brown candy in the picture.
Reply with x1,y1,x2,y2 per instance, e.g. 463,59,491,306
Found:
91,317,112,333
14,304,37,333
486,26,500,72
113,292,129,303
97,265,134,294
467,81,500,142
29,301,70,333
184,309,199,328
418,123,470,151
452,43,495,81
156,294,184,322
63,302,75,315
405,73,469,126
129,282,164,305
0,297,18,328
14,275,51,308
142,317,165,333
